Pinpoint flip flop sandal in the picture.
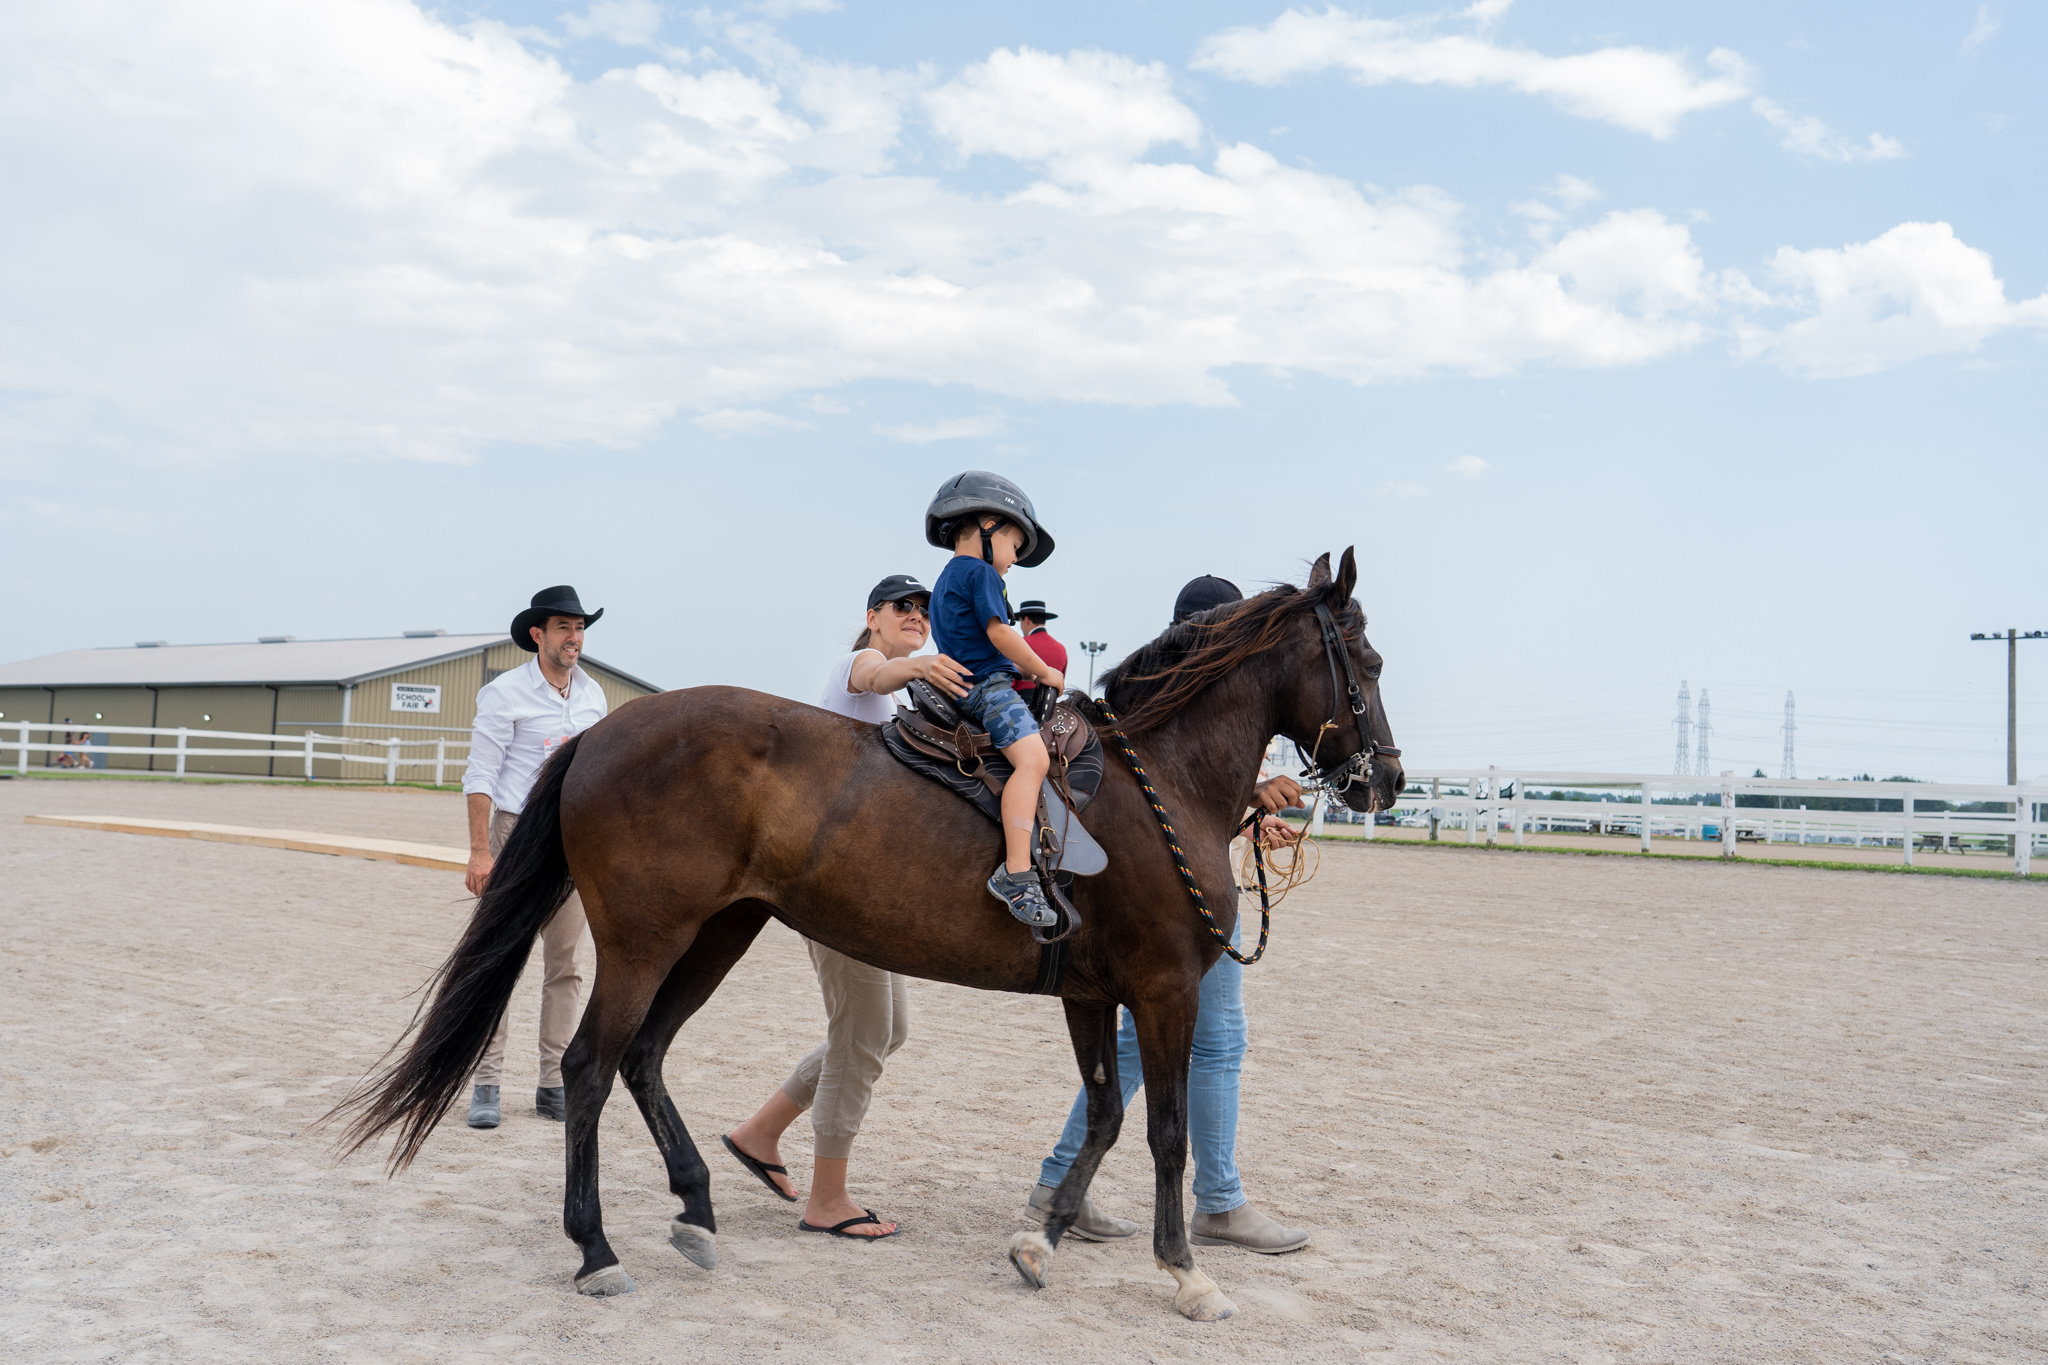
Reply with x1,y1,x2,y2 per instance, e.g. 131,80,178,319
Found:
720,1133,798,1203
797,1209,899,1241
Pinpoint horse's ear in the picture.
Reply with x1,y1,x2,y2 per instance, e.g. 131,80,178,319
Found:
1330,546,1358,606
1305,552,1333,592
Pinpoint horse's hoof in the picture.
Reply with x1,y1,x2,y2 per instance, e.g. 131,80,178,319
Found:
574,1264,636,1297
1158,1259,1236,1321
669,1219,718,1270
1007,1229,1053,1289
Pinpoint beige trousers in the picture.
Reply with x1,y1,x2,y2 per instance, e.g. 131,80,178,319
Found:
474,807,589,1089
778,941,910,1159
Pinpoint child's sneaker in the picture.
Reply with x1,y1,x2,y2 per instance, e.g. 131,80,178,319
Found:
987,864,1058,927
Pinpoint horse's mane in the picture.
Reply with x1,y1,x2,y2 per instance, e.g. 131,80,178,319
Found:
1096,584,1357,734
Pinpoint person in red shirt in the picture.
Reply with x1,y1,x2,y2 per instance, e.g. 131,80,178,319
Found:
1011,599,1068,697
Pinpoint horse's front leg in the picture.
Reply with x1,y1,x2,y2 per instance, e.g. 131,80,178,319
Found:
1135,997,1236,1321
1009,1000,1123,1288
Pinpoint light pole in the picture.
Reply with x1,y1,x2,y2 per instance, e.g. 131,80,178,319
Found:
1079,641,1108,694
1970,628,2047,784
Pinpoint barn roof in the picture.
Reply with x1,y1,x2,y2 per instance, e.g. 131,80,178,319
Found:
0,635,658,692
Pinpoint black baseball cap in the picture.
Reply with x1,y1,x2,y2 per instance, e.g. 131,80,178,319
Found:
867,574,930,610
1173,575,1242,622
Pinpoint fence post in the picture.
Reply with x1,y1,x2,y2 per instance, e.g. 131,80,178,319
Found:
1902,790,1914,867
2017,788,2033,878
16,720,27,774
304,731,317,782
1486,766,1499,847
1428,777,1440,841
175,727,188,777
1467,775,1479,845
1640,783,1653,852
1720,772,1735,860
386,737,399,785
435,736,446,787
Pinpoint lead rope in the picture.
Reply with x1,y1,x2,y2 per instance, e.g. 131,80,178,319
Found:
1095,702,1270,966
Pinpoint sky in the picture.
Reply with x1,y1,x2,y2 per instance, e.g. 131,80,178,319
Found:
2,0,2042,783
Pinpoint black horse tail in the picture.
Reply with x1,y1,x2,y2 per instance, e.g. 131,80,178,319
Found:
327,733,583,1172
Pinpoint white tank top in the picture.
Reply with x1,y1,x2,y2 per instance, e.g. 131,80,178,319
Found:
818,649,896,725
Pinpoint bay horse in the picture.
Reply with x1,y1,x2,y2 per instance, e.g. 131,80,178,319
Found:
333,548,1401,1321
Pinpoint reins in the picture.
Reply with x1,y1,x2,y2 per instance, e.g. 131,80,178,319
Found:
1095,701,1271,966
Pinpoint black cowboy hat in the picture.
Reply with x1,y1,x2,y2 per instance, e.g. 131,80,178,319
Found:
1014,599,1059,622
511,585,603,652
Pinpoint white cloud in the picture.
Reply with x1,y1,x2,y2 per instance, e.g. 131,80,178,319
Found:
1751,97,1904,163
925,47,1200,168
873,416,1006,443
562,0,664,47
1739,222,2048,377
1960,5,2000,56
1192,6,1752,138
1448,455,1488,477
0,6,2033,467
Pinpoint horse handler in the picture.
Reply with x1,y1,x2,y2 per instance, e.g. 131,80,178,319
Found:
462,586,609,1129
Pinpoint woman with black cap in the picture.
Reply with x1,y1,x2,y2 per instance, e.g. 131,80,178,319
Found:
721,574,970,1240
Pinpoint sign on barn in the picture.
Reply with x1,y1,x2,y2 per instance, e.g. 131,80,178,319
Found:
392,683,442,713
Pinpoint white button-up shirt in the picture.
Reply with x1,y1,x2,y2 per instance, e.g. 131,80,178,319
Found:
463,658,609,814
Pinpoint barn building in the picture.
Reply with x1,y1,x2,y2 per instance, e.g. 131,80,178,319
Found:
0,632,660,777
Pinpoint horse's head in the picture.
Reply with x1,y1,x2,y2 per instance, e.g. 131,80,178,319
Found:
1276,547,1404,814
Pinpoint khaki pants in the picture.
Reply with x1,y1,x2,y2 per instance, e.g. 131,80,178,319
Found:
474,808,589,1089
778,942,909,1159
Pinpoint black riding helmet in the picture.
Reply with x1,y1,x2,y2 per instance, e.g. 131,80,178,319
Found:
924,471,1055,568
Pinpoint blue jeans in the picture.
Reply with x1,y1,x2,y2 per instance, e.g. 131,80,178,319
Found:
1037,918,1246,1214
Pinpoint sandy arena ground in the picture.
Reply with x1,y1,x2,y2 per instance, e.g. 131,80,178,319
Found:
3,775,2044,1364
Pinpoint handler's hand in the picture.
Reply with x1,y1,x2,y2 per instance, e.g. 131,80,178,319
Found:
1252,775,1303,814
1257,815,1301,849
919,653,973,698
466,852,493,898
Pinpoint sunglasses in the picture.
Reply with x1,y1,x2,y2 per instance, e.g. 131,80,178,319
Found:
883,599,930,618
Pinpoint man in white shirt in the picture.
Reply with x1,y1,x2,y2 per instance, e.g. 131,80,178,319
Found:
461,586,611,1128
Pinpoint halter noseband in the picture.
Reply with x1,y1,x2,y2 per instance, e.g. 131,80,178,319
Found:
1306,600,1400,796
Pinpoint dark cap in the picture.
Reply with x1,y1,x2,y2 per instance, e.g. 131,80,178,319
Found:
1172,575,1242,622
866,574,930,611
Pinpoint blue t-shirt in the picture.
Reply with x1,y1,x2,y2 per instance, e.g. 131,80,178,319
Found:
930,555,1015,684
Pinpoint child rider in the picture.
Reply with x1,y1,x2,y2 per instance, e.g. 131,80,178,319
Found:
923,472,1066,929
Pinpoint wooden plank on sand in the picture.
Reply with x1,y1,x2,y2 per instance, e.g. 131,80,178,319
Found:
26,814,467,872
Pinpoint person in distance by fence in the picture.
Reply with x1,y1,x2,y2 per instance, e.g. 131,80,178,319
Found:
461,586,610,1129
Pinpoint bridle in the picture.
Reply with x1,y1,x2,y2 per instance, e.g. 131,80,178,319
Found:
1304,600,1400,799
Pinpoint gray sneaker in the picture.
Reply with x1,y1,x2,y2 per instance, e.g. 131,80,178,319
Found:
467,1085,501,1129
1025,1182,1139,1242
987,865,1058,928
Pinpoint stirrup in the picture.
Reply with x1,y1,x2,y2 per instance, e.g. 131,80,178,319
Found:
1030,869,1081,944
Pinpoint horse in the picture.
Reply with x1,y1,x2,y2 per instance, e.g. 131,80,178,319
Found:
331,547,1402,1322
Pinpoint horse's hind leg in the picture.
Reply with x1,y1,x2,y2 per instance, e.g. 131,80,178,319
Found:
618,901,772,1272
1009,1000,1123,1289
1134,1000,1236,1321
561,946,678,1296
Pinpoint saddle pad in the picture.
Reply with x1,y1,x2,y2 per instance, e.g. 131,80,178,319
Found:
879,714,1105,826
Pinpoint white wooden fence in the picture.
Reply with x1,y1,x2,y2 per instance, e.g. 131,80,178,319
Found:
1375,769,2040,876
10,719,470,785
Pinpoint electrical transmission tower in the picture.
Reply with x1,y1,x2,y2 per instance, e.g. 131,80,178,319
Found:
1673,681,1692,775
1695,688,1712,777
1780,691,1797,779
